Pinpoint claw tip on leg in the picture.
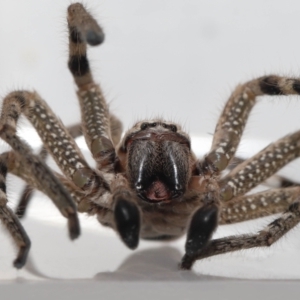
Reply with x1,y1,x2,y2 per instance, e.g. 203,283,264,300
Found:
179,255,194,270
68,213,81,240
86,30,105,46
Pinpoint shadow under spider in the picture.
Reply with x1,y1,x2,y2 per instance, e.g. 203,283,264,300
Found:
22,246,232,282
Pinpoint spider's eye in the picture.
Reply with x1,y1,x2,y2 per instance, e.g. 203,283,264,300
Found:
169,124,177,132
151,123,157,127
162,123,167,128
140,122,149,130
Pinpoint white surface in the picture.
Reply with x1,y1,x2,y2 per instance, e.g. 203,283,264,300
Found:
1,0,300,298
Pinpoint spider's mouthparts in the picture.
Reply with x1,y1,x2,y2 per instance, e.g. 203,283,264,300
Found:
145,180,171,202
136,179,183,203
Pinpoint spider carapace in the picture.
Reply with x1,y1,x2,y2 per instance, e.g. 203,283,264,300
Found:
1,3,300,271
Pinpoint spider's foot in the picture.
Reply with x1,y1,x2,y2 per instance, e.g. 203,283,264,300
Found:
86,30,104,46
179,254,195,270
114,199,140,250
185,204,218,256
68,211,81,240
13,243,31,269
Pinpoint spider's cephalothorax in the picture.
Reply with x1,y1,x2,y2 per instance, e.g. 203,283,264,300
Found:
2,3,300,271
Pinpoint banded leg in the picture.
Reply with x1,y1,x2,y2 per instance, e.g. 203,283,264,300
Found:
68,3,116,171
181,193,300,270
202,75,300,174
219,130,300,201
0,155,31,268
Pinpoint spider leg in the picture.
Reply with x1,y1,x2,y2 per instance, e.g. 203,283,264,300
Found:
15,123,82,218
16,146,48,218
67,4,140,245
0,93,87,238
183,76,300,268
2,90,112,207
67,3,117,172
220,187,299,224
0,155,30,268
0,132,80,240
180,193,300,270
201,75,300,175
228,156,297,189
16,110,123,218
220,130,300,201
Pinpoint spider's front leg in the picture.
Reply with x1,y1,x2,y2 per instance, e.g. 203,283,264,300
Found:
67,3,141,248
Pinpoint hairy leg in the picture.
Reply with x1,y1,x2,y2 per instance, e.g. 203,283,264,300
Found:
219,130,300,201
187,76,300,264
68,3,117,172
0,155,30,268
220,187,299,224
16,110,123,218
181,192,300,269
202,76,300,175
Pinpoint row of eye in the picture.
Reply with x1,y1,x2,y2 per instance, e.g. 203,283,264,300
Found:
140,122,177,132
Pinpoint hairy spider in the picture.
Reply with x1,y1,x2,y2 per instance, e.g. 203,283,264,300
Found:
1,3,300,270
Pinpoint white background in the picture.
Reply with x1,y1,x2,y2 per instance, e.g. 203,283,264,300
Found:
1,0,300,141
1,0,300,298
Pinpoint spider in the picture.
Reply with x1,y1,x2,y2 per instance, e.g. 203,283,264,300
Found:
1,3,300,271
